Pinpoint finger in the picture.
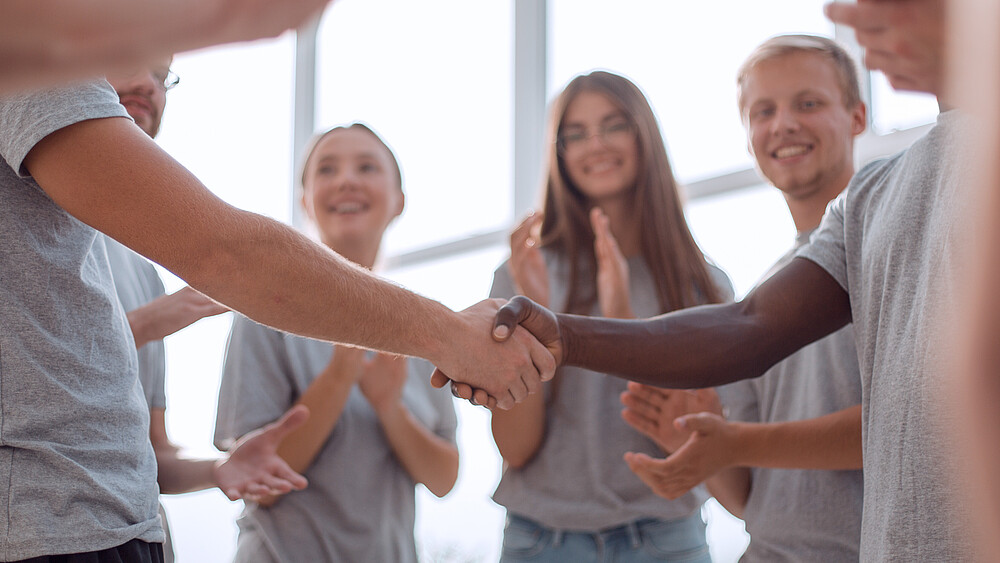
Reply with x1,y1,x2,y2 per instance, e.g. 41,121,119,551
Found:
492,298,528,342
506,373,530,403
621,408,659,438
495,390,514,410
494,296,562,367
824,1,889,33
522,326,555,388
626,381,669,403
270,462,308,490
430,368,451,389
510,212,538,249
264,404,310,442
477,391,497,410
619,390,662,421
450,381,474,400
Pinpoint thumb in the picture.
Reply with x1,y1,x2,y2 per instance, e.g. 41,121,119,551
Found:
429,368,450,388
674,412,718,434
493,296,562,361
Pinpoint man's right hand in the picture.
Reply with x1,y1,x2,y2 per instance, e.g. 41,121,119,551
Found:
429,298,558,410
430,296,563,409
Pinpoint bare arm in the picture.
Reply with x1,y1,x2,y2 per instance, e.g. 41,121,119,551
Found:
358,355,458,497
150,405,309,500
950,0,1000,553
251,347,360,507
373,403,459,497
24,116,552,409
1,0,330,92
491,257,850,390
128,286,228,349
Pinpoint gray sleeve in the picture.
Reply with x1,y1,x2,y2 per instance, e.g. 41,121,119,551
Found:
214,315,297,449
707,263,735,302
489,260,516,300
0,81,130,176
716,380,760,424
796,193,849,291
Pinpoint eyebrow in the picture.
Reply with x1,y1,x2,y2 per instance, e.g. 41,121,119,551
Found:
562,111,628,129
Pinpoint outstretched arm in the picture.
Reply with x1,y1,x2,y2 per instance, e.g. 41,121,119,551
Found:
25,115,552,410
492,257,850,390
1,0,331,91
825,0,945,97
151,405,309,501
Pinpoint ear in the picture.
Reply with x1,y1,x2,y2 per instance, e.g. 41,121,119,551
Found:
391,190,405,219
300,189,315,223
851,102,868,136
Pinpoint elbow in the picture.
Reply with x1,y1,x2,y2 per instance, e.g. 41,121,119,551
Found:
498,445,538,470
425,450,460,498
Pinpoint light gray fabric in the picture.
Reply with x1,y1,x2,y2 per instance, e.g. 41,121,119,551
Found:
215,315,457,563
106,236,167,410
491,251,733,530
0,82,162,560
105,237,175,563
797,111,968,561
717,230,863,562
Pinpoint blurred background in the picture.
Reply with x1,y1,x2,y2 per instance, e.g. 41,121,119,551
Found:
151,1,938,560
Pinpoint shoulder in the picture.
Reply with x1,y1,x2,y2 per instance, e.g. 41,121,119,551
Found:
0,80,131,177
706,262,735,302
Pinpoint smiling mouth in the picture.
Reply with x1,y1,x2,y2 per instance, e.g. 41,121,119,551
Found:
328,202,367,214
586,159,621,174
772,144,812,160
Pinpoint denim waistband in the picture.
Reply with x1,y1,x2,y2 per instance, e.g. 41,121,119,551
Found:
508,514,675,549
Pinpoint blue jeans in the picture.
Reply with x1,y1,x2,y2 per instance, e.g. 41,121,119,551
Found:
500,512,711,563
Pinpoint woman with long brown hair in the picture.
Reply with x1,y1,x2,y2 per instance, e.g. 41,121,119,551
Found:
489,70,729,562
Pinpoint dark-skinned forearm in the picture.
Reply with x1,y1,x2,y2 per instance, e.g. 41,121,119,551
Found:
557,259,851,388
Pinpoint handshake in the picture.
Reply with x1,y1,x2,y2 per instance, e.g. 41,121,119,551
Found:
429,296,565,410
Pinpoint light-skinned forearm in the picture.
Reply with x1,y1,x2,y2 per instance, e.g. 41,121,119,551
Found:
490,391,546,468
256,358,355,507
728,405,863,470
1,0,330,92
375,403,459,497
705,468,752,519
26,118,457,364
149,408,220,494
556,259,852,388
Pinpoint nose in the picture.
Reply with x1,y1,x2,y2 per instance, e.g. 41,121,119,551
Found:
123,69,159,95
770,106,800,135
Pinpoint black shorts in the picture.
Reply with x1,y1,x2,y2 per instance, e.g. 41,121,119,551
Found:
16,539,164,563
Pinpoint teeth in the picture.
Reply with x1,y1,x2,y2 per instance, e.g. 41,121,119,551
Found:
333,202,364,213
774,145,809,159
589,160,618,173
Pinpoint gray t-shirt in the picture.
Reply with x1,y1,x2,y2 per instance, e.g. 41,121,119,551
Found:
491,251,733,529
0,82,162,560
215,315,458,563
718,230,863,562
797,111,968,561
106,236,167,410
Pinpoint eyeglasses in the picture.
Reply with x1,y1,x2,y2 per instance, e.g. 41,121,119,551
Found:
109,67,180,91
557,120,635,154
157,68,181,91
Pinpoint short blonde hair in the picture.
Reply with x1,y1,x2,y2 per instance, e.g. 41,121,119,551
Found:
737,34,862,113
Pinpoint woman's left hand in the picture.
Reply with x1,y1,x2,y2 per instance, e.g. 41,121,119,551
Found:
591,207,634,318
358,353,409,414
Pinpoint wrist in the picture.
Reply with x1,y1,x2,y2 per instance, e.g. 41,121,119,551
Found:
374,400,405,426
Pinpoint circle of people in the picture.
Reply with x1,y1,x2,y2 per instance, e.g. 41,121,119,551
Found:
0,2,975,562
